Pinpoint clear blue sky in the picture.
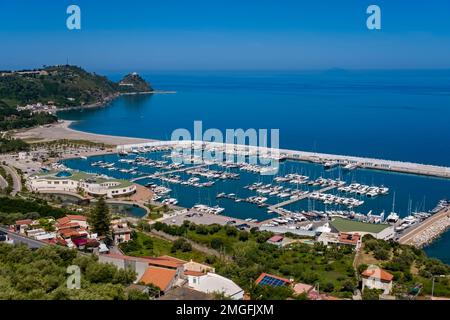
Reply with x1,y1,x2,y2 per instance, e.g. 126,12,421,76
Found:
1,0,450,71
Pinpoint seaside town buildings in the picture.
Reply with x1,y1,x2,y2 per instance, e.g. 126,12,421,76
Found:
99,253,243,299
10,215,131,250
26,170,137,199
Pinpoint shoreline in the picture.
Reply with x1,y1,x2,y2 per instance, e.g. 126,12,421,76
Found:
56,90,176,112
13,120,157,146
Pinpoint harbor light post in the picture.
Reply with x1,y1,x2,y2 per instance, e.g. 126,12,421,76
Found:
431,275,449,298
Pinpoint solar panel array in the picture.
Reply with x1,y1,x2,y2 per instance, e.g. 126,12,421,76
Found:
258,275,288,287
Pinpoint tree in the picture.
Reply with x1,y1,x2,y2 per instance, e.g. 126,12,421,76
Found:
171,238,192,253
238,231,249,242
210,237,225,250
89,197,111,240
374,248,390,260
362,288,382,300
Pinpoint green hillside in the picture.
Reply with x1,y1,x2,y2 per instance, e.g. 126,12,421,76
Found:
0,65,153,108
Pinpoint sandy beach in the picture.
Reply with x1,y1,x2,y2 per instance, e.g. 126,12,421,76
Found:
13,120,156,146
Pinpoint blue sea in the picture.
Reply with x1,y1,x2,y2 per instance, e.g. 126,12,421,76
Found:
57,70,450,263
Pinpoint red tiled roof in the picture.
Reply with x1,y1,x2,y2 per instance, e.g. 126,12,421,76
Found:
58,229,83,238
101,253,153,263
56,237,68,246
139,266,177,292
255,273,292,285
144,255,186,269
67,215,88,221
56,222,80,230
268,235,284,243
57,217,71,225
15,219,33,225
339,232,361,245
361,267,394,282
184,270,206,277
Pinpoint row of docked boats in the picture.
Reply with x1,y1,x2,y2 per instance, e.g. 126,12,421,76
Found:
337,183,389,197
274,173,309,184
162,198,179,206
320,159,360,171
192,204,225,215
308,192,365,208
245,182,310,200
148,173,216,188
185,167,240,180
118,145,172,156
216,192,269,207
122,156,184,170
239,163,278,175
307,177,346,188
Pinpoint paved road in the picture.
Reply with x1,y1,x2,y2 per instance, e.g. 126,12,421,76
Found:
1,165,22,196
0,174,7,189
0,227,49,249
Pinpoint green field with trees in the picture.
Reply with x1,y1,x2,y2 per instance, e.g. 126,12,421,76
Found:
151,221,357,299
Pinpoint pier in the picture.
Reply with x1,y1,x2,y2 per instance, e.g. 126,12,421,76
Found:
117,140,450,180
268,185,338,216
130,163,209,182
398,207,450,247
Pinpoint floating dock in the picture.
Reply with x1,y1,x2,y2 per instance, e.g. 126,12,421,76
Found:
268,185,338,216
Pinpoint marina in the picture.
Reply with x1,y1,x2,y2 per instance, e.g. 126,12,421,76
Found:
62,141,450,247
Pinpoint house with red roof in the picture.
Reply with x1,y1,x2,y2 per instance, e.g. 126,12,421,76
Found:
139,266,178,293
318,232,362,250
266,235,285,247
361,266,394,294
14,219,34,234
111,219,132,245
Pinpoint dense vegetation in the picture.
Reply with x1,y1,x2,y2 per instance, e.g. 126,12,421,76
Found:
151,221,357,299
0,100,56,131
0,197,71,225
0,66,152,108
357,235,450,298
0,137,30,153
119,231,207,263
0,244,147,299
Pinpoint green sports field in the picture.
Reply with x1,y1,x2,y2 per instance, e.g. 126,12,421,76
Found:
330,217,390,233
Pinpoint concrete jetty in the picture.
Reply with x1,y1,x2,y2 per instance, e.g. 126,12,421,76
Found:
118,140,450,180
398,207,450,247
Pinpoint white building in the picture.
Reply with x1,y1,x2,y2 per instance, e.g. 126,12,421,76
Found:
361,266,394,295
185,272,244,300
26,170,136,199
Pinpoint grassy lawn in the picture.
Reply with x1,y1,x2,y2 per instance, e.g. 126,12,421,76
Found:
331,217,390,233
119,232,206,262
